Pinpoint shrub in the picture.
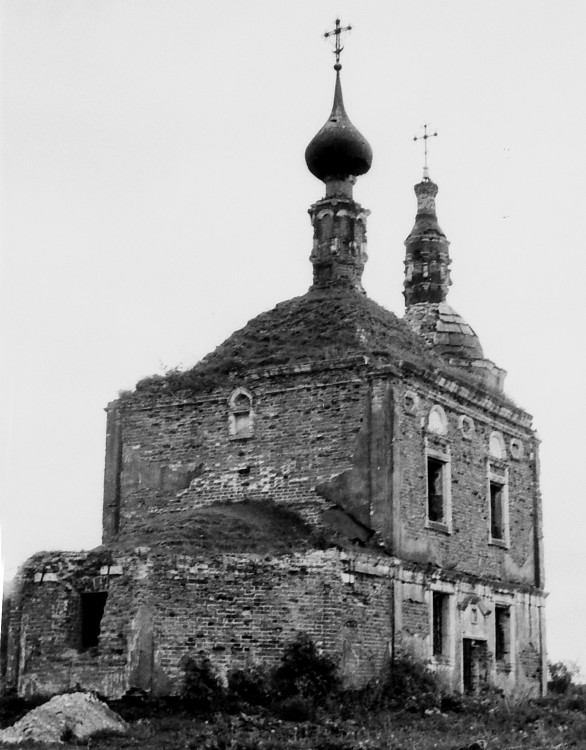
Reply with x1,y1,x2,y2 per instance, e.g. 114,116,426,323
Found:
227,665,271,707
274,694,316,722
271,633,340,704
181,656,225,714
548,661,577,694
352,654,444,715
108,688,183,721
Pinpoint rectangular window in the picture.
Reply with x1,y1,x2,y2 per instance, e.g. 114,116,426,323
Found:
490,481,504,540
427,457,445,523
81,591,108,649
494,605,510,662
432,592,449,657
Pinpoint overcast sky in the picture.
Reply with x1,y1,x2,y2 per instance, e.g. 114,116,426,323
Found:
2,1,586,675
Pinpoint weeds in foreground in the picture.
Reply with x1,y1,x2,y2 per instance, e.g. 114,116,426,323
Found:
3,645,586,749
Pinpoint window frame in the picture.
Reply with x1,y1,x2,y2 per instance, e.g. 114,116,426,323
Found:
493,602,514,672
430,587,454,664
228,387,254,440
487,462,509,548
425,444,452,534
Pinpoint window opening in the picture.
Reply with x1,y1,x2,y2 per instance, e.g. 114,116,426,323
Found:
229,389,253,439
81,591,108,649
495,606,510,662
490,481,504,540
427,457,445,523
432,592,448,657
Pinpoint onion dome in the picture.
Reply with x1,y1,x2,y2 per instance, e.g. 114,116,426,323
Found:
305,71,372,182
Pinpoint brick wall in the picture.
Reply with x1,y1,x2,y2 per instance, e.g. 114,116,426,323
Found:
109,368,370,541
394,372,540,586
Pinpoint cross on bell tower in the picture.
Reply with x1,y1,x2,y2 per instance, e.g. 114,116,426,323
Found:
413,124,438,181
403,126,451,306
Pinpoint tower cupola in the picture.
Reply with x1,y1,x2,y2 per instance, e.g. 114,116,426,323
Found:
305,20,372,292
404,175,451,306
402,135,504,383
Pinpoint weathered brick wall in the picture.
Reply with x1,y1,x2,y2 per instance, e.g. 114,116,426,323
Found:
394,372,541,587
4,552,142,698
147,549,392,689
109,367,370,541
4,546,545,698
106,362,542,588
4,548,394,696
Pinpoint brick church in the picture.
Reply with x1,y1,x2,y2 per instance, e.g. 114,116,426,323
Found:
1,32,546,699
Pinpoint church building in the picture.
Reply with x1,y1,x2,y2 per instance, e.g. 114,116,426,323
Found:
1,27,546,699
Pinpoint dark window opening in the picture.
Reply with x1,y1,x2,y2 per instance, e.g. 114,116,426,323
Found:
81,592,108,649
495,606,510,662
490,482,504,539
427,458,445,523
432,592,448,657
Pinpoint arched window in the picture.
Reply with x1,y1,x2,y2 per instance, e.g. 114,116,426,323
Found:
228,388,254,439
489,431,506,460
428,405,448,435
316,209,334,241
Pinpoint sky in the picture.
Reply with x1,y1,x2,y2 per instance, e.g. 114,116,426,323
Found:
1,1,586,676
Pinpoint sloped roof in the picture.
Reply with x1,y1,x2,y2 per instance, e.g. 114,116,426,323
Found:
403,301,484,360
135,286,441,396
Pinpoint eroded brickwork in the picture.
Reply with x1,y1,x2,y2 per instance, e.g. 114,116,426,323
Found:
2,353,546,700
109,367,370,541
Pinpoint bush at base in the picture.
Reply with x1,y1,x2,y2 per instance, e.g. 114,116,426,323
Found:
271,633,340,703
181,656,225,714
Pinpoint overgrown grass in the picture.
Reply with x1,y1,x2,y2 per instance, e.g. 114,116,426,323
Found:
3,646,586,749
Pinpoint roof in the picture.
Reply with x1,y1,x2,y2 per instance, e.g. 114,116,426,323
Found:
134,286,441,396
403,301,484,360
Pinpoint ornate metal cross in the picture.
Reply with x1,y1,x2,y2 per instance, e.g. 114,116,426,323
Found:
413,124,438,177
324,18,352,69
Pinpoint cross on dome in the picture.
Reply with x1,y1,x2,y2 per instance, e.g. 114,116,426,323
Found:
324,18,352,70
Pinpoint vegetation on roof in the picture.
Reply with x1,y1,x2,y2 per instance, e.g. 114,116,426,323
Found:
111,500,332,555
131,287,440,398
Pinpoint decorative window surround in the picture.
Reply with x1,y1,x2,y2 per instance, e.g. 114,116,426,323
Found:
487,461,510,548
458,415,475,439
430,586,455,666
228,387,254,440
509,438,523,460
425,440,452,534
489,431,507,460
428,404,448,435
404,390,420,414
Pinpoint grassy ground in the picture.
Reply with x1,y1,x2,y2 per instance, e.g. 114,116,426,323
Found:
2,649,585,748
83,706,585,750
2,693,585,750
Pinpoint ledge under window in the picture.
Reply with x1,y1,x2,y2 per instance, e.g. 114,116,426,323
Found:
489,537,509,549
426,520,451,535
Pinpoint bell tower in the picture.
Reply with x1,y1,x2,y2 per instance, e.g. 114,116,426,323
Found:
304,20,372,292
